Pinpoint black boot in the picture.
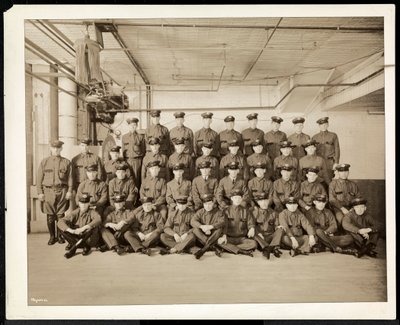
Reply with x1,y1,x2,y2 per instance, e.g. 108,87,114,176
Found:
47,215,57,245
262,246,273,259
214,246,223,257
273,247,282,258
194,247,207,260
340,248,359,257
113,245,125,255
159,248,170,255
238,249,253,257
56,217,65,244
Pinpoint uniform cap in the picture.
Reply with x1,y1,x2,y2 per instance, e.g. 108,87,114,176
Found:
150,110,161,117
116,163,129,170
201,112,213,118
336,163,351,171
227,161,240,170
280,164,294,171
317,117,329,124
230,188,243,197
224,115,235,122
284,196,298,205
173,138,185,145
172,163,185,170
126,117,139,124
350,197,367,207
254,162,267,169
251,139,263,146
254,191,269,201
110,145,121,153
305,166,320,174
292,117,305,124
148,137,161,145
174,112,185,118
271,116,283,123
176,195,189,204
246,113,258,120
85,164,98,171
202,141,213,149
228,140,240,147
201,193,214,202
198,160,211,169
114,193,126,203
141,196,154,204
80,138,92,145
303,139,318,148
78,193,91,203
50,140,64,148
280,140,295,148
147,160,161,168
313,194,327,203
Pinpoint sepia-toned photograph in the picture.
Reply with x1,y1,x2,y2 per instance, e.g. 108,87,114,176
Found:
5,4,396,320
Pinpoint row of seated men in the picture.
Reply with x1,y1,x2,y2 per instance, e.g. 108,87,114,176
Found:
37,139,380,260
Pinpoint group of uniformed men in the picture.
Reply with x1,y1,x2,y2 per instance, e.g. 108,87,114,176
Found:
37,110,380,260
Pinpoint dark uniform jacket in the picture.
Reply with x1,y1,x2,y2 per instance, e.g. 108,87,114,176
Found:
58,208,102,231
140,176,167,209
248,177,273,203
252,206,278,236
167,152,195,180
247,153,273,180
195,155,220,179
191,207,226,231
216,176,250,209
71,152,104,187
219,129,244,156
145,124,171,156
329,179,360,210
104,158,131,183
191,176,219,210
264,130,287,161
308,207,337,234
225,205,255,238
142,152,169,181
219,153,249,181
164,208,194,236
241,128,264,156
122,131,146,159
194,128,220,158
278,209,315,237
108,177,138,207
76,179,108,209
272,178,301,211
298,154,330,184
169,125,194,155
312,130,340,163
299,181,327,208
273,155,298,180
166,179,193,208
131,206,164,235
342,210,379,234
37,155,73,194
103,208,135,225
288,132,310,159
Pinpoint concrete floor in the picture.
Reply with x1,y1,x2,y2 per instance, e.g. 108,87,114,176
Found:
28,233,387,306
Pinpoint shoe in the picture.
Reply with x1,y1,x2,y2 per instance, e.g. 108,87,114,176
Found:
159,248,170,255
366,250,378,258
114,246,125,256
58,237,65,244
82,246,91,256
48,237,57,245
142,248,152,256
356,245,368,258
238,249,253,257
214,247,223,258
311,246,321,253
99,244,108,252
125,246,134,253
334,246,343,253
290,249,301,257
194,248,206,260
273,248,282,258
65,243,72,251
262,247,272,260
64,247,77,259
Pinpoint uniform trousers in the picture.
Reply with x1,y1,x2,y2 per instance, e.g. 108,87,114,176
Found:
219,236,257,254
61,227,100,248
254,228,284,250
126,157,142,188
101,227,160,251
42,186,69,215
315,228,354,250
281,234,311,253
160,232,196,252
349,231,379,248
192,228,223,249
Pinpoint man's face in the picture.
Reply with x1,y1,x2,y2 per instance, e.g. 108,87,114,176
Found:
286,203,298,212
110,151,119,160
79,202,90,213
151,116,160,125
229,146,239,155
294,123,304,133
149,166,160,177
280,147,292,157
201,147,212,156
116,169,127,180
314,200,326,211
338,170,349,180
203,201,214,212
281,169,292,181
175,144,185,154
200,167,211,177
254,168,266,178
305,145,316,155
177,203,187,212
80,143,89,154
231,195,243,206
306,171,318,183
176,117,184,127
173,169,184,179
354,204,367,216
225,121,234,130
249,119,257,129
150,144,160,154
143,202,153,212
129,123,138,132
319,123,329,132
228,169,239,178
271,121,280,132
115,201,125,211
86,170,98,181
203,118,212,128
50,146,62,156
253,144,263,154
257,199,269,209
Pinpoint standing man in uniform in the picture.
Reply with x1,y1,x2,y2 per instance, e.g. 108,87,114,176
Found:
272,164,301,212
288,117,310,160
193,112,220,159
219,115,244,156
273,140,298,180
329,163,360,225
192,161,219,211
122,117,146,188
264,116,287,162
142,137,169,182
191,193,226,259
219,140,249,182
145,110,171,156
298,139,330,185
167,138,195,181
37,140,73,245
195,141,220,180
241,113,265,157
169,112,194,156
312,117,340,179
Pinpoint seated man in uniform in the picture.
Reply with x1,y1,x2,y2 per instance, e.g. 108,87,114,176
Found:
195,141,220,180
218,189,257,257
160,196,196,255
219,140,249,181
140,160,168,222
216,161,250,210
58,193,102,259
343,197,380,258
247,139,273,180
272,164,301,212
252,192,284,259
126,196,164,256
219,115,244,156
248,162,273,207
191,193,226,259
166,163,193,212
298,139,330,185
329,163,360,225
100,194,136,255
167,138,195,181
192,160,218,211
273,140,298,180
142,137,169,182
76,164,108,217
104,146,131,183
279,196,317,257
